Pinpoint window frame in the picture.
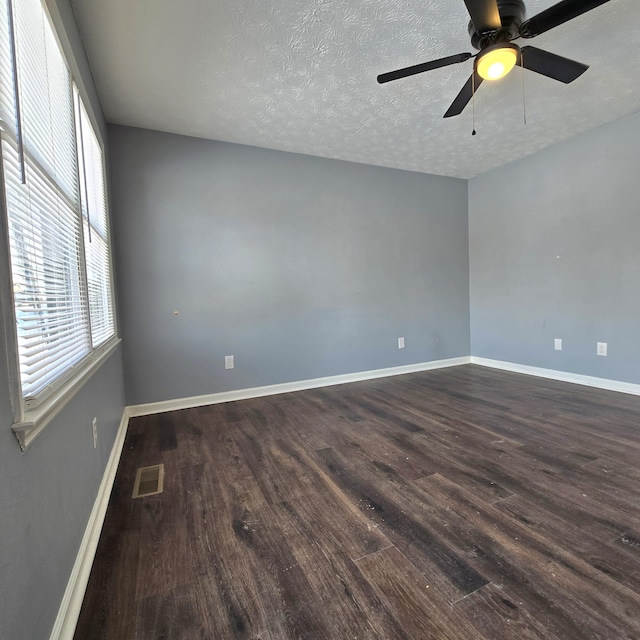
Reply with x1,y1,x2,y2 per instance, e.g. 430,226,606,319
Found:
0,0,119,451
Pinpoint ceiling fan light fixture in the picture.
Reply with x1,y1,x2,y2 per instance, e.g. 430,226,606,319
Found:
476,43,520,81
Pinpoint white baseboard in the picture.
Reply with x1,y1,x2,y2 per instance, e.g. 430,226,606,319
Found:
127,356,471,417
49,409,130,640
47,355,638,640
46,353,638,640
46,356,465,638
470,356,640,396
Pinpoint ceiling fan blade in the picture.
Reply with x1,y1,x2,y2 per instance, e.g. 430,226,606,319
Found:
443,71,483,118
377,53,473,84
519,0,612,38
463,0,502,33
521,46,588,83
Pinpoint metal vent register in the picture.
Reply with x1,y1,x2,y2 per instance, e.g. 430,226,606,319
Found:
132,464,165,499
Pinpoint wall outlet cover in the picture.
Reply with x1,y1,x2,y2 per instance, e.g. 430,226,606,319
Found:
597,342,608,357
225,355,235,369
554,338,562,351
398,337,405,349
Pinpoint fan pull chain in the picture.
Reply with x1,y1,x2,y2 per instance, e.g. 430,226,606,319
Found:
472,72,476,136
521,51,527,126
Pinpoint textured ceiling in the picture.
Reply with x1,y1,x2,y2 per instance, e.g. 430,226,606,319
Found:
70,0,639,178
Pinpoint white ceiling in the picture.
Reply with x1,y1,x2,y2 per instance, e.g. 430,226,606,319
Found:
70,0,639,179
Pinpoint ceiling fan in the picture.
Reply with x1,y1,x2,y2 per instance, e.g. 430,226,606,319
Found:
377,0,612,118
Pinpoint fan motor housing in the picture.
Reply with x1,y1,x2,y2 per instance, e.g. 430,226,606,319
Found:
469,0,526,50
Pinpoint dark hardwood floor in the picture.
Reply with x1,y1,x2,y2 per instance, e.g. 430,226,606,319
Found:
74,365,640,639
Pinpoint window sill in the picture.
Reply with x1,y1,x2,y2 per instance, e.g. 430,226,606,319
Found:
11,338,121,451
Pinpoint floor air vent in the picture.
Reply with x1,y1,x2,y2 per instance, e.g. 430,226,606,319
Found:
132,464,164,499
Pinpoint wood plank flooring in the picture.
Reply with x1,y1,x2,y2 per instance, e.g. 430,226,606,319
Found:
74,365,640,639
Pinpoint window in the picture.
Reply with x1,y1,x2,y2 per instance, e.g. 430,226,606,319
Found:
0,0,117,448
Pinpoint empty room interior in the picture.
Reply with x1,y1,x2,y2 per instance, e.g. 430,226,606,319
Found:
1,0,640,638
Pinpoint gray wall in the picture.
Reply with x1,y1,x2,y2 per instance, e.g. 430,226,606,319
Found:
0,348,125,640
0,1,126,638
469,110,640,384
109,126,470,406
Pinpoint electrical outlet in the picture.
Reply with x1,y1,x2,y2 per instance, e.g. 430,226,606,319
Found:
398,337,405,349
92,417,97,448
554,338,562,351
225,355,234,370
597,342,608,357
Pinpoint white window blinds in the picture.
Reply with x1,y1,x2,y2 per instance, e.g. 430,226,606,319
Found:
75,92,115,348
0,0,115,404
